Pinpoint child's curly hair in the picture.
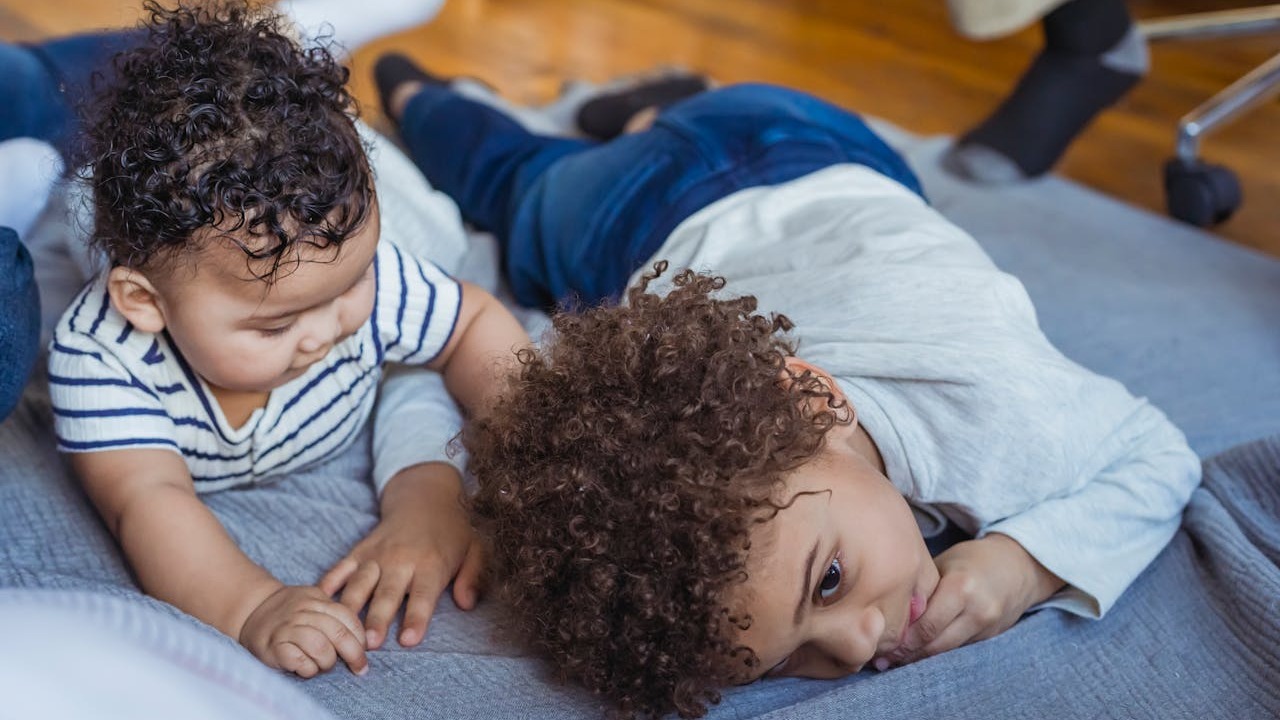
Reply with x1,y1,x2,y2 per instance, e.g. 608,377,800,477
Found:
80,0,371,276
465,263,848,719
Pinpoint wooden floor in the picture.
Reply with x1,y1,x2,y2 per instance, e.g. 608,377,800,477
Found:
4,0,1278,256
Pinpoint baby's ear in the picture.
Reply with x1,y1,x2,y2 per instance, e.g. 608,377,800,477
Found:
106,266,167,334
781,356,856,423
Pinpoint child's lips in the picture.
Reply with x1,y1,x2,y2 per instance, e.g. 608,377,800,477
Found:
909,592,927,624
884,592,929,667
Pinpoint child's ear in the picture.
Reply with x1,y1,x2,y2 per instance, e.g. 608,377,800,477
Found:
782,356,857,424
106,266,167,334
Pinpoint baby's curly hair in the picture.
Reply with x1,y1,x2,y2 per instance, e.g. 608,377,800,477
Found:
80,0,371,275
465,264,848,719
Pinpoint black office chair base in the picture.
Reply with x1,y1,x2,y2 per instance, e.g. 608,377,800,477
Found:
1163,158,1243,227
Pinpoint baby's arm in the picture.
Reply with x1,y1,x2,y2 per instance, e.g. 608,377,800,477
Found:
319,268,525,647
425,280,530,417
73,448,368,677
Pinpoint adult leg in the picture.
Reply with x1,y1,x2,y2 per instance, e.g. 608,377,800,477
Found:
944,0,1147,182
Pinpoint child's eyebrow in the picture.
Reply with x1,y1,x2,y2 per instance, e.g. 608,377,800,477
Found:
250,308,302,323
794,539,820,625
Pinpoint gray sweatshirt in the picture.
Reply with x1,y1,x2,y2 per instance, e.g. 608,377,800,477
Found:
635,164,1202,618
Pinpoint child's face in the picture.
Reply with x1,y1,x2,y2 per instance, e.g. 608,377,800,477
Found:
734,427,940,681
155,205,381,394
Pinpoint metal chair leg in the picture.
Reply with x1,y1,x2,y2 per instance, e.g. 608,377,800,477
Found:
1172,51,1280,163
1138,7,1280,42
1137,7,1280,226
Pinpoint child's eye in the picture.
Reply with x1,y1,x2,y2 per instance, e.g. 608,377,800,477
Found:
818,555,842,600
258,324,292,337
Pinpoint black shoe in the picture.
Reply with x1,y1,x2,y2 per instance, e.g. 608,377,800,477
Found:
575,72,710,140
372,53,449,127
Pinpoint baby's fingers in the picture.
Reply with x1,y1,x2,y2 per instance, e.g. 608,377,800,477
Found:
275,641,321,678
274,625,338,677
305,607,368,676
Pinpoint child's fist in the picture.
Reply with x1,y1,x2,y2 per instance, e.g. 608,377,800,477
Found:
239,585,368,678
876,533,1063,668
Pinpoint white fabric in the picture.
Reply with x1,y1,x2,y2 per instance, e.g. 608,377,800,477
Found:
49,241,461,493
359,125,473,492
634,163,1203,617
945,0,1071,40
0,591,337,720
279,0,446,58
0,138,63,238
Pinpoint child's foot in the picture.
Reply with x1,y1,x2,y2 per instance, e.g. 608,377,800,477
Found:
943,0,1147,183
575,70,711,140
373,53,450,125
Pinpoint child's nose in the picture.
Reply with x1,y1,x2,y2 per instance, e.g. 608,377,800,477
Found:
823,606,885,672
297,309,345,353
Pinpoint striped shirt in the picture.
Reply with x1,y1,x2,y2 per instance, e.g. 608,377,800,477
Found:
48,241,462,493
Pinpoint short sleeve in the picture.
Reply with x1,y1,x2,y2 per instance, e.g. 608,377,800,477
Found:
372,242,463,366
48,295,178,456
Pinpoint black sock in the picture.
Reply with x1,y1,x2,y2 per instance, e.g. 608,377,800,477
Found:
944,0,1146,182
575,74,709,140
373,53,450,125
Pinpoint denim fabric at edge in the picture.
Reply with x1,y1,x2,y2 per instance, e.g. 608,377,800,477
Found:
0,228,40,420
398,83,923,309
0,31,142,153
0,32,140,420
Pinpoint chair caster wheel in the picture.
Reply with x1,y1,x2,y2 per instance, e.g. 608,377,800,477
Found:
1163,158,1242,227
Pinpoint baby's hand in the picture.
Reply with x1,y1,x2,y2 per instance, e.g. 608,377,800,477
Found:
239,585,368,678
319,463,483,650
877,533,1062,668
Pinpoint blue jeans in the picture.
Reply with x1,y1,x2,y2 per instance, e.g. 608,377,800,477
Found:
0,31,141,153
398,83,923,309
0,228,40,420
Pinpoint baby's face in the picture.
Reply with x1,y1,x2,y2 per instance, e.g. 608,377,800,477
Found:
733,430,939,681
155,205,381,394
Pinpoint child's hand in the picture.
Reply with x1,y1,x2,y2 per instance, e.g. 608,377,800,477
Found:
239,584,368,678
319,462,483,650
877,533,1063,669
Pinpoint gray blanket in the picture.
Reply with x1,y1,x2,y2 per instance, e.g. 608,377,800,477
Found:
3,117,1280,717
1,376,1277,719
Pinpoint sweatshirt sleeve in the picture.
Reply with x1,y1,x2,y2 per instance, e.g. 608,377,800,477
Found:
981,400,1202,617
369,364,465,496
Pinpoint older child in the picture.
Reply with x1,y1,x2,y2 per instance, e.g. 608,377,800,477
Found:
45,4,527,679
374,61,1202,717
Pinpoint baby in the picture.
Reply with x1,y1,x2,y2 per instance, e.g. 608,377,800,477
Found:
48,2,526,678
